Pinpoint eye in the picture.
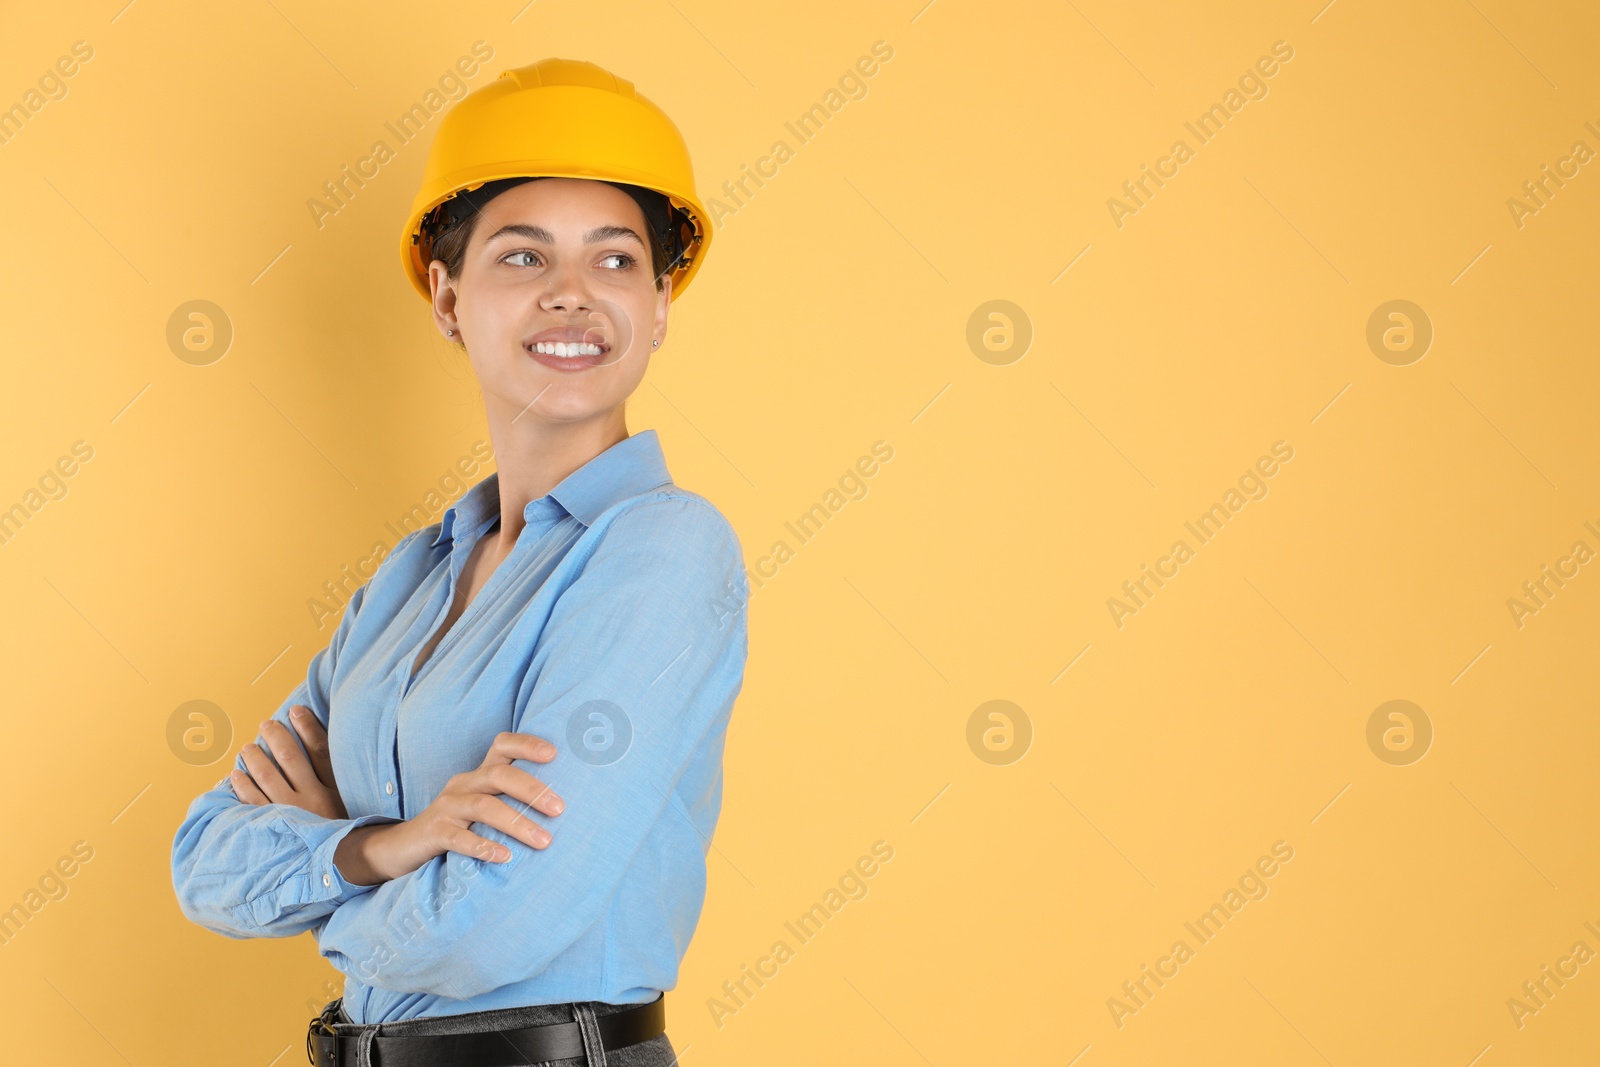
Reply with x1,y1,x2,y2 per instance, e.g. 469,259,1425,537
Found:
599,253,634,270
501,250,542,268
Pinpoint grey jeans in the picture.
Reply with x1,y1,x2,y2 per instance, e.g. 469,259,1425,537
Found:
330,996,679,1067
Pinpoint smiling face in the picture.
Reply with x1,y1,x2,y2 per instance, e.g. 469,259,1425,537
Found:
427,177,671,427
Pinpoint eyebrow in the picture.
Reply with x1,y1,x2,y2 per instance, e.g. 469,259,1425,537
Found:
482,223,646,248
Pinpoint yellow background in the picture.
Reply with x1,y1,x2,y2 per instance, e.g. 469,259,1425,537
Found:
1,0,1597,1063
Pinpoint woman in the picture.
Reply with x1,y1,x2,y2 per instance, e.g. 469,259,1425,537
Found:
170,58,748,1066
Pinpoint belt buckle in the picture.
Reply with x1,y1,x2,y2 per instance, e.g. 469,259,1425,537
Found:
307,997,342,1066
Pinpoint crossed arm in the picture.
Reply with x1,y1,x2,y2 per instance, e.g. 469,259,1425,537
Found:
171,498,748,996
230,706,566,884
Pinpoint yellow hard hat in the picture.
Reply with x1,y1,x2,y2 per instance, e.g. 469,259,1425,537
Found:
400,58,712,303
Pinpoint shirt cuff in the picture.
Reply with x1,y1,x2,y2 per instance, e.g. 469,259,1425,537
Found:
301,813,402,903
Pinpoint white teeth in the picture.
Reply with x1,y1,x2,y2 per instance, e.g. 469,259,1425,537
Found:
533,341,603,357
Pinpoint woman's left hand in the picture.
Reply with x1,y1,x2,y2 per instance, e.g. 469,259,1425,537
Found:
231,705,348,820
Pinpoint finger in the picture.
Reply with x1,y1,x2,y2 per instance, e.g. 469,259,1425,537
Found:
477,762,564,817
444,827,512,864
239,739,294,803
451,792,552,849
482,731,557,767
230,768,270,805
289,705,336,789
259,719,318,794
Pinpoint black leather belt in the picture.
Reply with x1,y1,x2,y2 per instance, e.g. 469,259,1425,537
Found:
306,993,665,1067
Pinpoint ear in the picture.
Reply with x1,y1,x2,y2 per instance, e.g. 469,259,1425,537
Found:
429,260,460,338
652,271,673,348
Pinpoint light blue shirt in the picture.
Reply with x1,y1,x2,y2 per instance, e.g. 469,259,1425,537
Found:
170,430,749,1024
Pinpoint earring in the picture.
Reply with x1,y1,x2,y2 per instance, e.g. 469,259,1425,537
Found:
652,340,660,347
446,329,454,336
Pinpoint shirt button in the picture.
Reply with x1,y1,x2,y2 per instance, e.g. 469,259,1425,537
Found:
322,873,332,888
385,781,395,795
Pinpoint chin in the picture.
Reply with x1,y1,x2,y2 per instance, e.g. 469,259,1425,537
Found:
488,381,606,422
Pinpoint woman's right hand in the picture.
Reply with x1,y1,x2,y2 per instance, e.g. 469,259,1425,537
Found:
335,732,565,885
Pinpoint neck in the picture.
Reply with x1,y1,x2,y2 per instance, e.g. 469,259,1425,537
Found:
480,403,627,545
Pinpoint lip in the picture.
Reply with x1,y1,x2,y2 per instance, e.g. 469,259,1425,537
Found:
523,325,611,371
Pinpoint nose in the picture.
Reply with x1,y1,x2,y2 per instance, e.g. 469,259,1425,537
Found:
537,255,593,314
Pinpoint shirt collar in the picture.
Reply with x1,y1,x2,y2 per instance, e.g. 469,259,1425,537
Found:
430,430,673,549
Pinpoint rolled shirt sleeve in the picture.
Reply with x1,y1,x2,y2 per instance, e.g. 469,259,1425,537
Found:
312,499,749,998
170,577,402,939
